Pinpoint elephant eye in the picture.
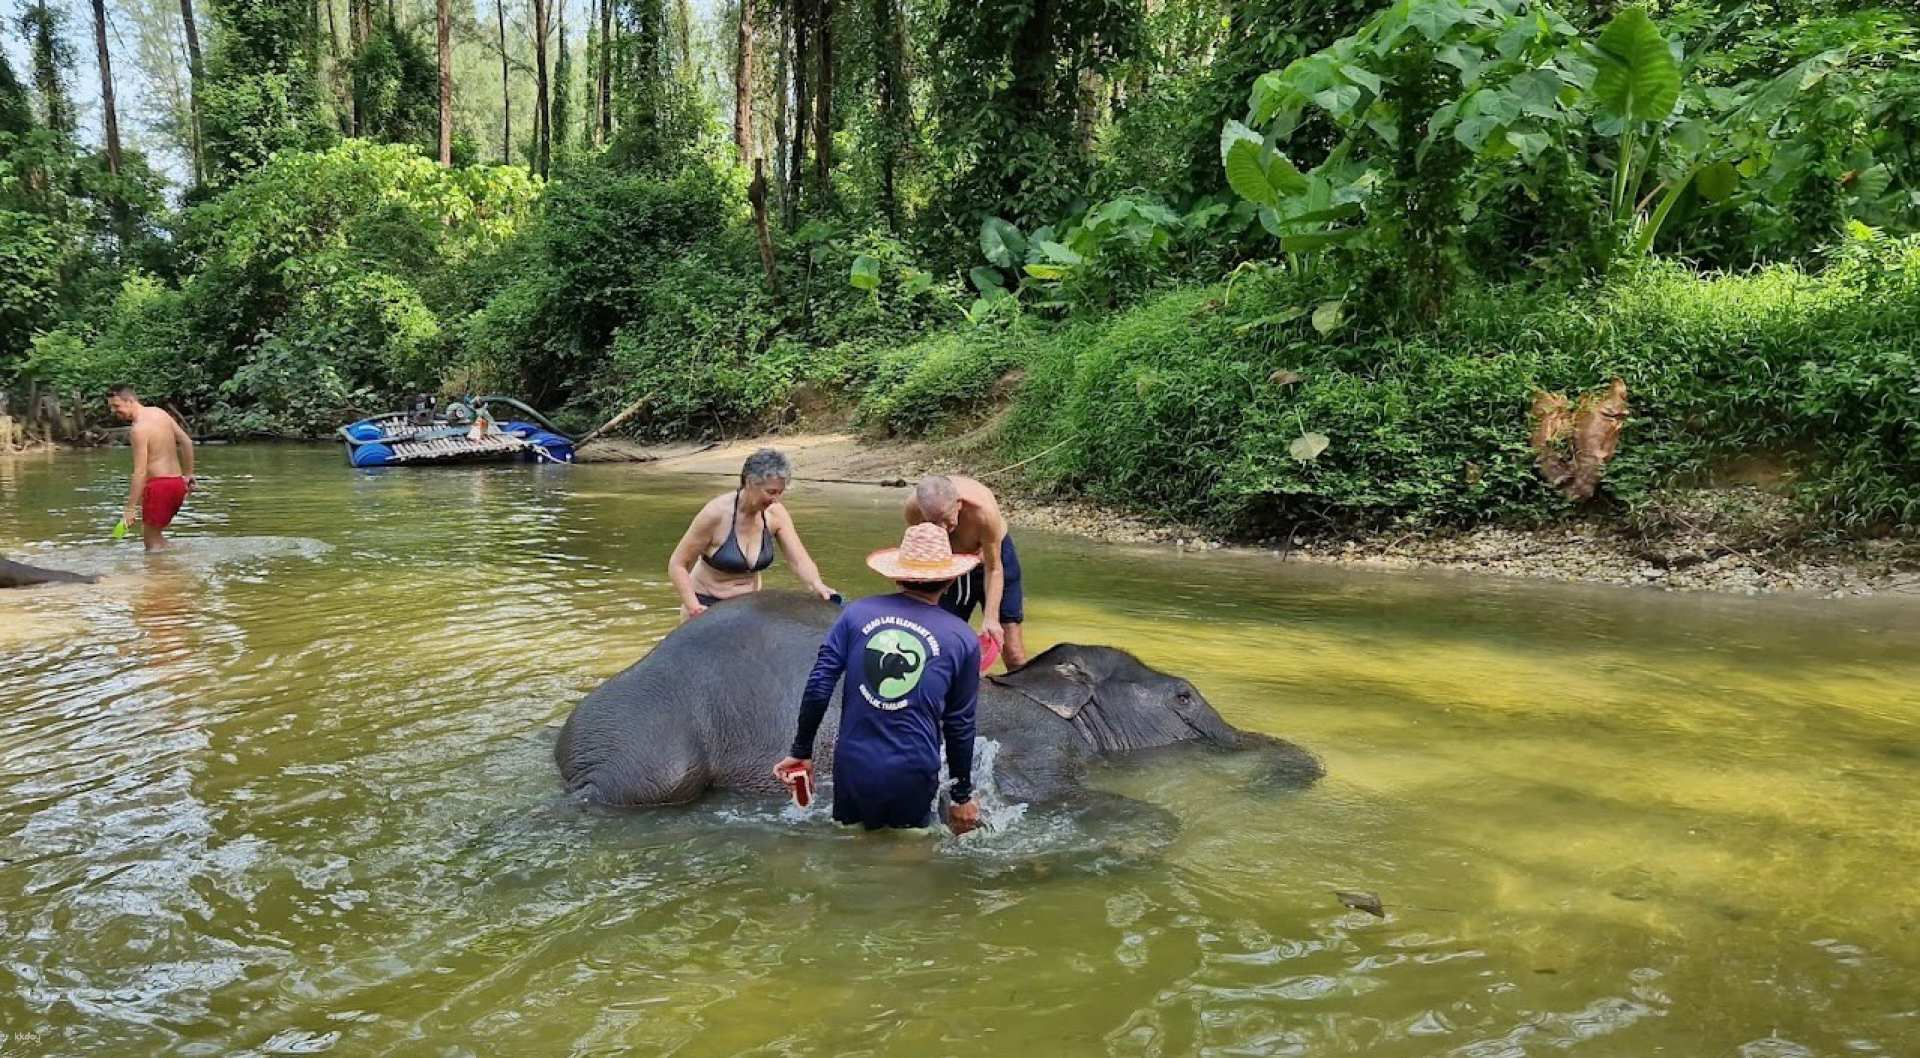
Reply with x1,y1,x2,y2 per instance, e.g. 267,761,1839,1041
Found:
1175,690,1193,705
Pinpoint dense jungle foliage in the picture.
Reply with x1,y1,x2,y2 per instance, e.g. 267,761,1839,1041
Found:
3,0,1918,531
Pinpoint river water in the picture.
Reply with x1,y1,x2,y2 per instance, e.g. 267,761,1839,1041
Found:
2,445,1916,1057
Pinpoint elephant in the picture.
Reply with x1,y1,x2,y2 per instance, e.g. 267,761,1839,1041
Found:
555,591,1322,808
1,557,97,589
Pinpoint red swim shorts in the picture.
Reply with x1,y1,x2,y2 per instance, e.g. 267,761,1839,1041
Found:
142,476,189,529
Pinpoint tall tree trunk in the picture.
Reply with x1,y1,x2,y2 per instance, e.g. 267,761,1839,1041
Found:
324,0,349,138
585,0,598,144
675,0,692,75
532,0,550,176
810,0,830,196
732,0,753,158
351,0,369,135
773,0,788,220
437,0,452,165
90,0,122,175
180,0,207,181
787,0,808,209
496,0,511,161
597,0,611,141
749,157,780,296
870,0,901,228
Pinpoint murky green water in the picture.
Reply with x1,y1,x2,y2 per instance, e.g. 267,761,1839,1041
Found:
3,445,1917,1057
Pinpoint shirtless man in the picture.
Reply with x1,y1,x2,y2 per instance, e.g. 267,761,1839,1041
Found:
108,385,195,551
904,474,1028,669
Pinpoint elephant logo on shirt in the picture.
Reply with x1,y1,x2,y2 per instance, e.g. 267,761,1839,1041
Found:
862,627,929,705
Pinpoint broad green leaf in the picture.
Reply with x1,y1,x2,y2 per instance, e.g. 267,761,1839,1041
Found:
979,217,1026,268
1258,206,1289,238
1372,0,1414,55
1696,160,1737,201
1137,201,1181,226
1668,118,1709,156
1506,128,1550,162
1035,239,1084,265
1311,299,1346,335
1556,50,1598,91
1248,71,1290,125
1289,431,1331,462
1495,16,1538,59
1454,114,1505,152
1023,263,1071,280
1475,88,1522,123
1093,198,1137,227
1313,84,1364,118
1418,99,1461,164
849,254,881,292
978,284,1012,304
1852,163,1893,200
901,269,935,297
969,265,1006,292
1437,43,1485,81
1223,127,1278,209
1266,152,1311,197
1364,100,1402,147
1407,0,1468,42
1233,308,1308,335
1340,64,1384,94
1589,7,1680,122
1509,69,1563,118
1281,228,1362,252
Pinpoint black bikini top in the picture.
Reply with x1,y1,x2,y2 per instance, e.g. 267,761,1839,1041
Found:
702,490,776,574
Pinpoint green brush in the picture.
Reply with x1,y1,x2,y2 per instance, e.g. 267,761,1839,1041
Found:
111,518,130,541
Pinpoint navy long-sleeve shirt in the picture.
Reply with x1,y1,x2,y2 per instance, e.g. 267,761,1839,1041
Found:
790,593,981,810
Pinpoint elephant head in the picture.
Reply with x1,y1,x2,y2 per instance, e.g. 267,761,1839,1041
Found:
992,645,1243,752
992,645,1324,786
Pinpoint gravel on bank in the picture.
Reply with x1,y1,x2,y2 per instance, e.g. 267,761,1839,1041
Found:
1005,497,1920,599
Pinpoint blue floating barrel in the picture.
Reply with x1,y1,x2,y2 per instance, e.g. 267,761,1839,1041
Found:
345,423,385,442
350,443,396,468
527,431,575,463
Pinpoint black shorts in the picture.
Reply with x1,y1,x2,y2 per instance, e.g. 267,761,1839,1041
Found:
939,534,1024,625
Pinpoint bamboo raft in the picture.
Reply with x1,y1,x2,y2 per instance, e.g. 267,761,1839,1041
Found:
388,433,534,461
338,396,575,468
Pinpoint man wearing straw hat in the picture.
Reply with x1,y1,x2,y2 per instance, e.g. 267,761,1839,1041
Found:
773,523,984,834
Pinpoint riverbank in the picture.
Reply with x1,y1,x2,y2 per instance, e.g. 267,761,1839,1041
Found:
590,429,1920,600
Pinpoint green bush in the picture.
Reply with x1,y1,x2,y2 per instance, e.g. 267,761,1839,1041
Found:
858,326,1028,436
21,273,198,398
22,142,537,432
0,209,62,369
992,229,1920,532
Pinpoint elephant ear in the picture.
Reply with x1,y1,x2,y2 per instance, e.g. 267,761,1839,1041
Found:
992,659,1095,720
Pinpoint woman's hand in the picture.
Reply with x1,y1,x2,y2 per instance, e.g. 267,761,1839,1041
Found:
813,583,838,603
683,598,709,619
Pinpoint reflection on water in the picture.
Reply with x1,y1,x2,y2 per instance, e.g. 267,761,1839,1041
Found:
2,445,1918,1057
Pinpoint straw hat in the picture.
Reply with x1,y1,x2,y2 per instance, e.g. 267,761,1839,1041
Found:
867,522,981,581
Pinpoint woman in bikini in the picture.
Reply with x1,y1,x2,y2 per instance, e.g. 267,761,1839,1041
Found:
668,448,837,621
